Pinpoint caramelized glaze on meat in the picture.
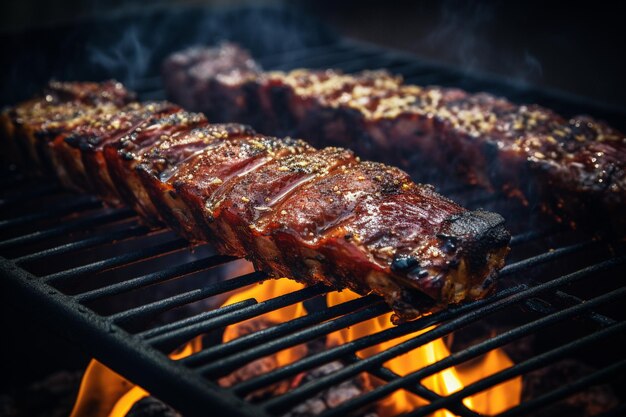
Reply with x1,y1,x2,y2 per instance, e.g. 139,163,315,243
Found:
103,110,208,218
3,81,511,323
163,44,626,235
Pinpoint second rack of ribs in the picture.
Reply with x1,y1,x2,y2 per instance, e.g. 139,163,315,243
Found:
162,43,626,236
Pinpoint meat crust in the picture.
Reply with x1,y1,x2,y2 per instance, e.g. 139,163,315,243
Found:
3,81,511,323
162,44,626,235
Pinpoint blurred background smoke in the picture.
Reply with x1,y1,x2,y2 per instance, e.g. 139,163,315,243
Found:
1,0,624,108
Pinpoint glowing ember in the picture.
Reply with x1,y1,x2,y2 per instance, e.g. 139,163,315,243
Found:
72,277,521,417
326,289,522,416
223,278,309,371
220,279,522,416
218,278,311,395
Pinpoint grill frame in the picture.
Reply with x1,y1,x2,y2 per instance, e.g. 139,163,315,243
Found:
2,37,625,417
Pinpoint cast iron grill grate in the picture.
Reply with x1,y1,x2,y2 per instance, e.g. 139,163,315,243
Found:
1,39,625,417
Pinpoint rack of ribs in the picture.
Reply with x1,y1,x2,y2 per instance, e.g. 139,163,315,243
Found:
1,80,511,323
162,43,626,236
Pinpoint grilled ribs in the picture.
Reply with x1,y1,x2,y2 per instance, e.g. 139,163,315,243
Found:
162,42,261,113
2,81,511,323
162,44,626,235
0,80,135,170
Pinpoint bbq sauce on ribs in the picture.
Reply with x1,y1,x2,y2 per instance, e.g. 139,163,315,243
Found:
2,80,511,323
162,44,626,236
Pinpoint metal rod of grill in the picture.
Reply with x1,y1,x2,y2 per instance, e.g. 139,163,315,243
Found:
260,258,625,414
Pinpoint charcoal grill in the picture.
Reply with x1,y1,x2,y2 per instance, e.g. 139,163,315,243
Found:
1,7,625,417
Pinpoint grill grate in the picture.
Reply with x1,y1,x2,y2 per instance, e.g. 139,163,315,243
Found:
2,39,625,417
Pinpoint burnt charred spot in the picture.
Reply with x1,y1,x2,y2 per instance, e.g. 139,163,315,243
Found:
63,134,82,147
389,287,436,323
117,132,138,149
74,135,101,152
390,253,420,273
378,177,404,194
436,234,458,254
120,151,136,161
440,209,510,273
408,267,430,280
78,142,95,152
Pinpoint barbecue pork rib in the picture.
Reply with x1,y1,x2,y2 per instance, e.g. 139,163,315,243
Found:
162,44,626,235
3,81,511,323
0,80,135,170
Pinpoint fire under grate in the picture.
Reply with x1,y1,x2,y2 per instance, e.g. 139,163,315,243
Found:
2,38,626,417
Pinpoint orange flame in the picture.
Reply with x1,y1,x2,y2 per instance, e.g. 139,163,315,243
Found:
70,337,202,417
72,277,521,417
221,279,522,417
223,278,309,366
327,289,522,416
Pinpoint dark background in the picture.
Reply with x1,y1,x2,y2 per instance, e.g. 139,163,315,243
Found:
1,0,625,109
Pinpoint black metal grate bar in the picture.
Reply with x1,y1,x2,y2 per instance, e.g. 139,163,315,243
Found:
551,290,616,327
237,248,620,399
259,258,625,414
178,294,383,366
233,284,528,397
13,223,152,264
0,207,134,250
43,238,189,283
350,355,482,417
195,301,390,378
139,299,258,340
317,287,626,417
508,226,565,247
521,289,617,328
74,254,237,302
132,283,331,348
0,257,272,417
0,183,62,205
497,361,626,417
108,271,270,324
498,240,598,276
0,196,100,230
405,322,626,417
